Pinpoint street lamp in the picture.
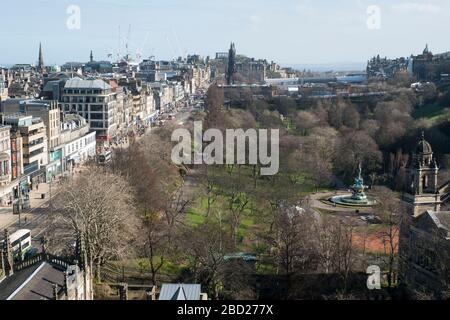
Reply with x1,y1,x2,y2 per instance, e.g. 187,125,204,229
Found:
13,198,21,227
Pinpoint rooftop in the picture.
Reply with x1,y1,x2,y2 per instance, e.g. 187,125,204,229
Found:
158,284,202,300
0,261,67,300
64,77,111,90
430,211,450,231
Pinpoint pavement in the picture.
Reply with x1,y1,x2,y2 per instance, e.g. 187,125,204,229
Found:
0,171,81,244
0,94,204,242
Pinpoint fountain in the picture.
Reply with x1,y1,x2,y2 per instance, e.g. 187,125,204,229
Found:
330,164,378,207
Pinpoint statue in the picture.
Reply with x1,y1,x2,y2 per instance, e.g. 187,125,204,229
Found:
350,163,368,201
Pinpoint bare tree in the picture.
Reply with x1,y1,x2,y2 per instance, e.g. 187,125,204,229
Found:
48,166,138,282
180,219,232,300
372,186,404,289
270,205,316,273
311,216,357,294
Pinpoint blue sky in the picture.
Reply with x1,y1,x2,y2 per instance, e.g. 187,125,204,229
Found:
1,0,450,67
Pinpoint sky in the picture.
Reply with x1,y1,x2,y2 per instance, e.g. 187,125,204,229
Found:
1,0,450,68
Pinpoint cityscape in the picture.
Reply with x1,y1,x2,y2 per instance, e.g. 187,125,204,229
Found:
0,0,449,309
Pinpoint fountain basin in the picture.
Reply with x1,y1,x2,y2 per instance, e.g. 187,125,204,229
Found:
330,194,378,207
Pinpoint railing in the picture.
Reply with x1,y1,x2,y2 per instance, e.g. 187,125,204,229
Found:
13,253,73,272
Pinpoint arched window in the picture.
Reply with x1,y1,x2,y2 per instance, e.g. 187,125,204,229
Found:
423,175,428,189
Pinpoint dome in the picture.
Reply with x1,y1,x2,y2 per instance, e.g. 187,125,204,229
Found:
416,133,433,154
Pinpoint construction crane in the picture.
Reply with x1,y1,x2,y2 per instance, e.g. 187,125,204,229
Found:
125,24,132,62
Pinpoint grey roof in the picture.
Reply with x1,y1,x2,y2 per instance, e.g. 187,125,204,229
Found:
0,263,42,300
64,77,111,90
158,284,201,300
430,211,450,230
0,262,66,300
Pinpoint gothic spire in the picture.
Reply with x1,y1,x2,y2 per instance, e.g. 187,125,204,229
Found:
227,42,236,85
38,42,45,74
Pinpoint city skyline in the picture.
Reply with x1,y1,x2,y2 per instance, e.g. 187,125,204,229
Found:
1,0,450,67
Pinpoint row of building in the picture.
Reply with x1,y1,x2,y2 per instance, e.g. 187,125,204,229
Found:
0,44,212,206
0,99,96,206
366,44,450,82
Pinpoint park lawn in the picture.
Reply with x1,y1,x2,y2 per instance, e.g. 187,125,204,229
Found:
186,206,206,227
412,103,447,120
185,192,263,252
110,257,187,279
134,257,186,277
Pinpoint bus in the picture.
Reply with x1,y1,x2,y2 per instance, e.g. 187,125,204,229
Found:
0,229,32,261
97,151,112,165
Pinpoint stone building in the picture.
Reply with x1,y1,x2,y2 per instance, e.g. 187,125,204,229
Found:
399,134,450,298
10,131,23,182
2,114,48,185
0,69,8,102
1,99,61,180
0,126,12,205
403,133,441,217
1,99,60,150
59,114,96,172
366,55,410,79
412,45,450,81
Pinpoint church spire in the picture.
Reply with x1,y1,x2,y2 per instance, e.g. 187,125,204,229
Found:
38,42,45,74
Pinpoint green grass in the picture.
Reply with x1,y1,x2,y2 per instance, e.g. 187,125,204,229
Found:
412,103,447,121
186,208,206,226
255,262,277,275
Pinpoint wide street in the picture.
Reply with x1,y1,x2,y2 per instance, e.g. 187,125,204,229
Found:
0,178,62,246
0,92,205,247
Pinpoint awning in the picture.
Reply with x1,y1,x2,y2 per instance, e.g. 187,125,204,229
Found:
67,154,81,162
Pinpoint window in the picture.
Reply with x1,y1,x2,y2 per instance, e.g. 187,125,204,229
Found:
90,105,103,112
90,113,103,120
90,121,103,128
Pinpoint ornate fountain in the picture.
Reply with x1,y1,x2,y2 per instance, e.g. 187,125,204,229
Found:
330,163,378,207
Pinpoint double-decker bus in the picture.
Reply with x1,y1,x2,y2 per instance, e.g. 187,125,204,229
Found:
0,229,32,261
97,151,112,165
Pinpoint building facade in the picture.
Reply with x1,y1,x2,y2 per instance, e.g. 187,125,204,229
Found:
61,78,117,145
400,134,450,298
0,126,12,205
3,115,48,186
59,114,96,172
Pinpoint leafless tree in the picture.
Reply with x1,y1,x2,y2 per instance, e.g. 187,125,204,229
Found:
270,204,317,277
180,219,232,300
372,186,404,289
311,216,357,294
48,166,138,282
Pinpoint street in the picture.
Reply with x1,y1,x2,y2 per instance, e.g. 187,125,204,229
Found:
0,90,207,249
0,179,61,246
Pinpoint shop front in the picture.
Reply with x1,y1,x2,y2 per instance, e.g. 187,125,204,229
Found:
46,148,63,182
